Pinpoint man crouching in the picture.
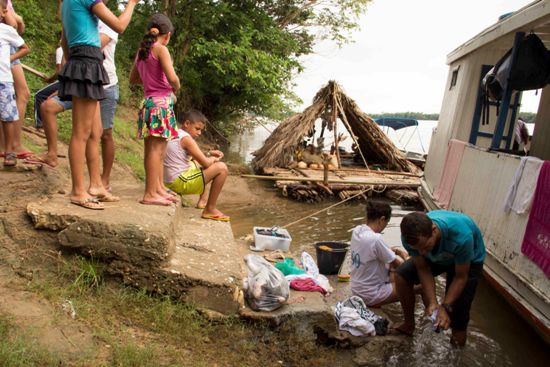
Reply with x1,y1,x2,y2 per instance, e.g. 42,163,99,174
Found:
393,210,485,346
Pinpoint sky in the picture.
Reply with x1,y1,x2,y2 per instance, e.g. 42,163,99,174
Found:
292,0,540,114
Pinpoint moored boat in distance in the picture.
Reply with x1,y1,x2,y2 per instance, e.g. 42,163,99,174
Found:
418,0,550,343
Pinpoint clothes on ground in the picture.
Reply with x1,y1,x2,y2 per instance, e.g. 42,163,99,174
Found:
0,23,24,83
58,45,109,101
335,295,388,336
504,156,543,215
61,0,102,49
275,258,306,276
403,210,486,265
334,303,375,337
350,224,396,306
521,161,550,277
433,139,467,209
0,82,18,122
137,95,177,140
396,259,483,330
300,251,333,294
98,20,118,89
290,278,327,295
136,43,173,98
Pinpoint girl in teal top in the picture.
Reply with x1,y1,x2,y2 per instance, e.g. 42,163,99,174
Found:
58,0,137,209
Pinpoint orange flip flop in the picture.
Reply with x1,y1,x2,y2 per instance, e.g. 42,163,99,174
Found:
201,214,230,222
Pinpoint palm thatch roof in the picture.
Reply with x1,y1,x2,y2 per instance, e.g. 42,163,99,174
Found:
252,81,420,174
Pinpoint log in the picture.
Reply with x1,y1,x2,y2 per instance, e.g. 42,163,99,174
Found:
242,174,420,187
22,63,48,80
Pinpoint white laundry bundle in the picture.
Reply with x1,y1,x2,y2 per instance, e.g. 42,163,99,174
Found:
298,251,333,294
334,296,389,336
243,254,289,311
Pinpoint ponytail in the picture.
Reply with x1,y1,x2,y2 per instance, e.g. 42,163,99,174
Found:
138,28,159,61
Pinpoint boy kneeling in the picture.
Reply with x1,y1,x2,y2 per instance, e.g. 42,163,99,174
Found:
164,110,229,221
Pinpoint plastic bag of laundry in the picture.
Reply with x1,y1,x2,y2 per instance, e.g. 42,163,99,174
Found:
243,254,289,311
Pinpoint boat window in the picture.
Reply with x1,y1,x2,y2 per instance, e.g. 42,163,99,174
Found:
449,66,460,90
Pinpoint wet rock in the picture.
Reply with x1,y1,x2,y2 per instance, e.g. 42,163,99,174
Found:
353,335,408,366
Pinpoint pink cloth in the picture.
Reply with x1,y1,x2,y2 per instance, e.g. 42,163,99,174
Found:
433,139,467,209
136,43,173,98
521,161,550,277
290,278,327,295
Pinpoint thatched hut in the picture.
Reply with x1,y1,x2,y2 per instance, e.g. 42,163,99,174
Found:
252,81,420,174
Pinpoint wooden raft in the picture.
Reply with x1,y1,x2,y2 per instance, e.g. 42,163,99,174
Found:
255,167,421,202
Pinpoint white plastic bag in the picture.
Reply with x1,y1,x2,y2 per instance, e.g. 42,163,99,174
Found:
300,251,333,294
243,254,289,311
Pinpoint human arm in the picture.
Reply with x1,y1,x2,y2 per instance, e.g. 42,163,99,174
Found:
181,137,218,168
3,6,17,28
100,33,112,50
91,0,138,34
10,43,29,62
392,246,409,260
435,262,470,330
414,256,438,314
61,29,68,62
156,45,180,92
208,149,224,159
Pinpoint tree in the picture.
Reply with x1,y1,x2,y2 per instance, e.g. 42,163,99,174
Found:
121,0,372,134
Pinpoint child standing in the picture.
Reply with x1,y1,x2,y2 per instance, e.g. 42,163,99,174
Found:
0,0,29,166
59,0,137,209
350,201,408,306
164,110,230,221
129,13,181,206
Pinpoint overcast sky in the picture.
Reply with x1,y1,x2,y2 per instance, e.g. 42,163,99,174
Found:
292,0,540,114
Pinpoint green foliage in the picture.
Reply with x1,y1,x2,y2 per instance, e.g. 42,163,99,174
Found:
72,255,104,291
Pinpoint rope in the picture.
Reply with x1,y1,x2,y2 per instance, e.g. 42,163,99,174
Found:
280,185,387,229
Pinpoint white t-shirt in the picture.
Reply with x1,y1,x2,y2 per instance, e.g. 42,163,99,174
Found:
164,129,192,183
98,21,118,88
55,46,64,65
350,224,396,305
0,23,24,83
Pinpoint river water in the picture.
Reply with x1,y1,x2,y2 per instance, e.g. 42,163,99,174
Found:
223,123,549,366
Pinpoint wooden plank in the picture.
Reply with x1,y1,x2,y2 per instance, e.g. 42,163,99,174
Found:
242,174,420,187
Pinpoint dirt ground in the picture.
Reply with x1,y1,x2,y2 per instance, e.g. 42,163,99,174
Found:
0,129,350,366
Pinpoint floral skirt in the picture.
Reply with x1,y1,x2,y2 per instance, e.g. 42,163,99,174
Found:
137,95,177,140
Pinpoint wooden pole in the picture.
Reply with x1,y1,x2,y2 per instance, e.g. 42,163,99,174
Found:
241,174,420,187
21,64,48,80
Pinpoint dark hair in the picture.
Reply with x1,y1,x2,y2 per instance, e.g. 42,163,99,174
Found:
400,212,433,246
366,200,391,222
138,13,174,61
181,109,208,125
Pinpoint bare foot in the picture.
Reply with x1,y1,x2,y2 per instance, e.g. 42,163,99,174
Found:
389,322,415,336
202,208,227,217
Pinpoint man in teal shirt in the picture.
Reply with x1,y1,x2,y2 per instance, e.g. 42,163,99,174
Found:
393,210,485,346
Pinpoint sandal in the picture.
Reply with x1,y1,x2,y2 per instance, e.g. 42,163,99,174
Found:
3,152,17,167
70,197,105,210
94,192,120,202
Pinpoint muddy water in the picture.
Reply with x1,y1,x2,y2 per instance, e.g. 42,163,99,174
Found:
224,126,550,366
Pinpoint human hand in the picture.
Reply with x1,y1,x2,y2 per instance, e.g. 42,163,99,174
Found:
426,302,438,317
435,305,451,330
392,247,408,259
209,150,224,159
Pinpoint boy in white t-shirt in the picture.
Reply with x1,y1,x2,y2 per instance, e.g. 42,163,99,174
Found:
350,201,409,306
0,0,28,166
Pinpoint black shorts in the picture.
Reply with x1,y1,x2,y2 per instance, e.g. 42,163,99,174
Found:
395,258,483,331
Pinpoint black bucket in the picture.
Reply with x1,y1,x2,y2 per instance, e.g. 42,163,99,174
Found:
315,242,349,275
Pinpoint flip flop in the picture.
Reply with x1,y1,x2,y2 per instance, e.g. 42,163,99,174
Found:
201,214,230,222
164,195,178,203
95,193,120,202
16,151,34,159
3,152,17,167
70,197,105,210
23,155,57,168
139,198,172,206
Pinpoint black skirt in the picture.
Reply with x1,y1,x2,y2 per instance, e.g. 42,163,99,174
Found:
58,45,110,101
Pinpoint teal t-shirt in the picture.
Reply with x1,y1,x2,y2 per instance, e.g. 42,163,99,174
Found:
62,0,102,48
403,210,486,265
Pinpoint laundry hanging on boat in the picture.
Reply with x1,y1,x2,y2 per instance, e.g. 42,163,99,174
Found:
521,161,550,277
433,139,467,209
504,156,543,214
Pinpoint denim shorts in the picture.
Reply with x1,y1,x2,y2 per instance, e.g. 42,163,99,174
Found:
0,82,19,122
52,95,73,111
100,84,119,129
10,46,20,66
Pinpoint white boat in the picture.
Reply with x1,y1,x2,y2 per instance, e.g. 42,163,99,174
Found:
419,0,550,343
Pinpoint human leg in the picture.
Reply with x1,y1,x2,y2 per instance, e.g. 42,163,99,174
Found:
26,98,66,167
2,122,17,166
34,82,60,129
0,82,20,165
87,105,115,199
142,136,171,204
99,85,118,188
201,161,229,217
69,97,104,208
11,64,31,155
